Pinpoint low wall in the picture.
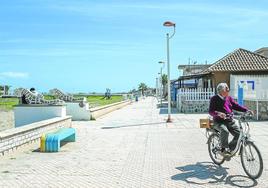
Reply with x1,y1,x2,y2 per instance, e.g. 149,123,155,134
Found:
90,100,131,119
178,99,268,120
178,100,210,113
66,102,90,121
0,116,71,155
14,105,66,127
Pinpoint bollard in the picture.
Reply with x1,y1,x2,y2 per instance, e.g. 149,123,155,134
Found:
40,134,46,152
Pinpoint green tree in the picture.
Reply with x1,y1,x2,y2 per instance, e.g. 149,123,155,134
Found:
161,74,168,97
129,89,136,94
138,83,148,96
161,74,168,86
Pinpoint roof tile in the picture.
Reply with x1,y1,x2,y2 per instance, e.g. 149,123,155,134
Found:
203,48,268,72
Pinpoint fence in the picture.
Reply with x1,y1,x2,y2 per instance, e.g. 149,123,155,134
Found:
177,88,215,113
177,88,215,101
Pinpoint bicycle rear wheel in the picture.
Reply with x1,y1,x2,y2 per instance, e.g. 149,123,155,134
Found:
241,141,263,179
208,133,225,165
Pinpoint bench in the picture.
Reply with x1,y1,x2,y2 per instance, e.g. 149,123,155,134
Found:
40,128,76,152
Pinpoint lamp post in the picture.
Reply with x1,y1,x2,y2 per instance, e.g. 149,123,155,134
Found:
158,61,165,106
158,73,161,101
163,21,175,123
156,77,159,100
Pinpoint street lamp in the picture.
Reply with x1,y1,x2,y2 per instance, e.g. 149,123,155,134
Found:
156,77,159,99
158,61,165,106
159,61,165,75
157,73,161,101
163,21,175,123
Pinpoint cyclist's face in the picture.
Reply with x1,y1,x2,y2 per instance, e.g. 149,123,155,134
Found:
222,87,229,97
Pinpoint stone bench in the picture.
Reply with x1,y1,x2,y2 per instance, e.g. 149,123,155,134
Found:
40,127,76,152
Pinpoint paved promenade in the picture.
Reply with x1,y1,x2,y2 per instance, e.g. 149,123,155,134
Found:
0,97,267,187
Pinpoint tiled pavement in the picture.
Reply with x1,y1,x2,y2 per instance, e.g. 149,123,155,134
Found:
0,97,267,187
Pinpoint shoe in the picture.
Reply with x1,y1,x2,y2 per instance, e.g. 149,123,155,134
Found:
220,149,231,157
222,150,232,161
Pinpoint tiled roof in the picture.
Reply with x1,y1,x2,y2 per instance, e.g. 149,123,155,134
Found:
203,48,268,73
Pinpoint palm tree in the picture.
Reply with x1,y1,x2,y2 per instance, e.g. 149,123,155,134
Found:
138,83,148,96
161,74,168,97
161,74,167,86
129,89,136,94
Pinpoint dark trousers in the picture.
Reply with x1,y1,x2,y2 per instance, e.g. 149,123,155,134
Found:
214,121,241,151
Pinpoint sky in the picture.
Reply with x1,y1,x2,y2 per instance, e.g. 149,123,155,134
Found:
0,0,268,93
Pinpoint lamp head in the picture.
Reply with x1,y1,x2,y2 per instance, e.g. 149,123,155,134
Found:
163,21,175,27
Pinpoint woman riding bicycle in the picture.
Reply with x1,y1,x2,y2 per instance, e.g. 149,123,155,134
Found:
209,83,253,158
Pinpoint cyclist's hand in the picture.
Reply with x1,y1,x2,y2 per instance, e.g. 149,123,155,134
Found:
247,110,254,115
218,112,226,119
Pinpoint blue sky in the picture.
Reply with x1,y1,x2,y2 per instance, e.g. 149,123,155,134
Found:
0,0,268,93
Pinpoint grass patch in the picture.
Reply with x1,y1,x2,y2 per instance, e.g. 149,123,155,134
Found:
44,95,56,100
0,95,124,109
0,98,19,110
0,95,54,110
86,95,123,107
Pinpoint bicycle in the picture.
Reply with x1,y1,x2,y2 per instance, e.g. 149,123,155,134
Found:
206,112,263,179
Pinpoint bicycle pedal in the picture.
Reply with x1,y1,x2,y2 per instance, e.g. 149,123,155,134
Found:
230,151,240,157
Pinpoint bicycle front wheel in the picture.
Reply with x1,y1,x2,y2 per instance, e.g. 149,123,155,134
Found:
241,141,263,179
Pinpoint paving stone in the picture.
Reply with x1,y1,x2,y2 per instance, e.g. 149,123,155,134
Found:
0,97,267,187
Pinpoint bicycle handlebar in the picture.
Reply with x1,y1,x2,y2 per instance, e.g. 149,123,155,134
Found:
214,111,253,121
233,111,253,121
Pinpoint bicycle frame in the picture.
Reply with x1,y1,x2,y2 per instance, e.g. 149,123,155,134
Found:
206,113,254,157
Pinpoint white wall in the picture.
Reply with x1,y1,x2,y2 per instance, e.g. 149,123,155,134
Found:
66,102,91,121
14,105,66,127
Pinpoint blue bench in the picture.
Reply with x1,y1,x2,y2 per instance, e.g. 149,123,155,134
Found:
40,128,76,152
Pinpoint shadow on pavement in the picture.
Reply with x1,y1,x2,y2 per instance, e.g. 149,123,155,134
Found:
159,108,179,114
157,102,168,108
157,102,180,114
171,162,258,187
101,122,166,129
225,175,258,188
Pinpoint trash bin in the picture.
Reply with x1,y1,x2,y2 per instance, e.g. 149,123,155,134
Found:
135,96,138,102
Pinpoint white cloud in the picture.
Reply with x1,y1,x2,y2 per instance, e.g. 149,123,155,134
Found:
49,2,268,17
0,72,29,78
